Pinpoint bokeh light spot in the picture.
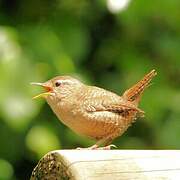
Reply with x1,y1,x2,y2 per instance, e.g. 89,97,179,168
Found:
107,0,131,13
0,159,14,180
2,95,37,131
26,125,61,158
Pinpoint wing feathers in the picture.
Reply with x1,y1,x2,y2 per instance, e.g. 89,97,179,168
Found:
84,101,144,116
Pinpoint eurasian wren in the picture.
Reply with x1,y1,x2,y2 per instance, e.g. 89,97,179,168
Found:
32,70,157,149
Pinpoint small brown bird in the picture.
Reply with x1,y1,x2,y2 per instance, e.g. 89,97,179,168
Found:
32,70,157,149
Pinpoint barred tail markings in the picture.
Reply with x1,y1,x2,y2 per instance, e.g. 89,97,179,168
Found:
123,69,157,105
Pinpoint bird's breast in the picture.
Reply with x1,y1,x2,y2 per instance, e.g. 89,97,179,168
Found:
46,97,77,126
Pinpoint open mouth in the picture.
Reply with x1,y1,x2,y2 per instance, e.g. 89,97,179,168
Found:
31,82,53,99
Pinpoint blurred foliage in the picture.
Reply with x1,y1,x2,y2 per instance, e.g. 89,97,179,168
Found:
0,0,180,179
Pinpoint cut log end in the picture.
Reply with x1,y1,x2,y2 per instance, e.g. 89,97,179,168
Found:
30,151,71,180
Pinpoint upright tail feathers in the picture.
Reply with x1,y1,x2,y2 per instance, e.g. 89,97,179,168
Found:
123,69,157,105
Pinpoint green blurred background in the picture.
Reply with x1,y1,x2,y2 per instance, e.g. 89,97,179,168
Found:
0,0,180,179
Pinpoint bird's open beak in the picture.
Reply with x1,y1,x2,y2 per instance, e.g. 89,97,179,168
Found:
31,82,53,99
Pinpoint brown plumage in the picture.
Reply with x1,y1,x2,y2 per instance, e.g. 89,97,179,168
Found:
32,70,157,149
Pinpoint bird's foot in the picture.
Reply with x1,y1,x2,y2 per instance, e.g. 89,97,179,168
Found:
96,144,117,150
76,144,117,150
76,144,98,150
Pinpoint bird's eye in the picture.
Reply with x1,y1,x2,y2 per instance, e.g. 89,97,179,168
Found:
55,81,61,87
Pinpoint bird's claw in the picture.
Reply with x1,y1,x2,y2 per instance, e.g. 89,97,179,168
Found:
76,144,98,150
76,147,83,150
98,144,117,150
76,144,117,150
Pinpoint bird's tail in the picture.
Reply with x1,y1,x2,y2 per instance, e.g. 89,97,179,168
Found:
123,69,157,105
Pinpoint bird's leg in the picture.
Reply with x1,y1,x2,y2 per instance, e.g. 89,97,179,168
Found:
76,142,100,150
76,137,117,150
76,144,98,150
87,138,111,150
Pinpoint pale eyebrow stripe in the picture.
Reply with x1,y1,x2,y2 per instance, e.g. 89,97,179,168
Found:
57,79,76,84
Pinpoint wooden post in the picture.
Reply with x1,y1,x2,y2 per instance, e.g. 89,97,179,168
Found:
30,150,180,180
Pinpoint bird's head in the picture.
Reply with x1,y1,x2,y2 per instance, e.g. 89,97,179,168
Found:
31,76,83,101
